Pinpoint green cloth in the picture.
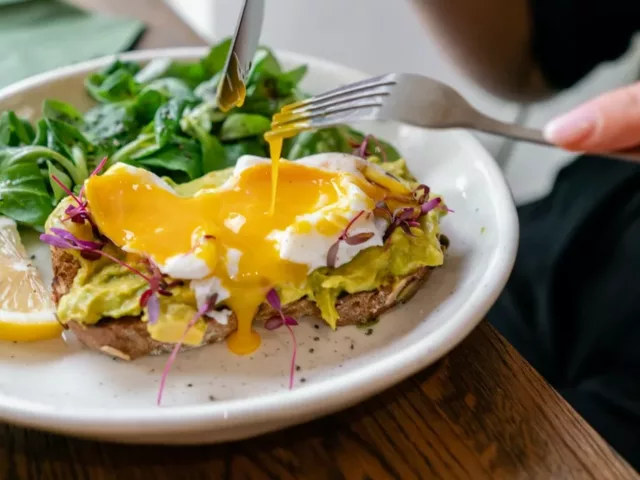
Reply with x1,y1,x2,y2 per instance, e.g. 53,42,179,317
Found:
0,0,144,89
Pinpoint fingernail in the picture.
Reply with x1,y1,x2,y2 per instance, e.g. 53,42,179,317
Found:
544,111,597,145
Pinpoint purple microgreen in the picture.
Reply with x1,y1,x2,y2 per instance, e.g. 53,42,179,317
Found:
344,232,374,245
264,316,283,331
266,288,282,312
326,241,340,269
157,294,218,406
51,175,83,207
40,228,153,283
57,156,109,227
349,135,388,163
138,258,177,313
265,289,298,389
42,228,182,338
373,201,393,222
357,135,371,159
397,207,417,222
420,197,442,215
80,250,102,261
414,184,430,204
140,289,152,307
146,293,161,325
326,210,374,268
399,222,416,236
41,227,104,250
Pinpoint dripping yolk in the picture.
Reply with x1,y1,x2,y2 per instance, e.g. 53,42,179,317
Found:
264,102,310,215
84,162,358,355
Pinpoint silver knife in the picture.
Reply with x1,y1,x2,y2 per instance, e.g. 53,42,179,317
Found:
216,0,265,112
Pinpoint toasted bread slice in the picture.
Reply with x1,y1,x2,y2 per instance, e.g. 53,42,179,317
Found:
52,245,439,361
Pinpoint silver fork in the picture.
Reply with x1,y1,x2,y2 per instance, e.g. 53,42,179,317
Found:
273,73,640,163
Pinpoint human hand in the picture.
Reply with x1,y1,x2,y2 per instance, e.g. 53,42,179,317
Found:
544,82,640,153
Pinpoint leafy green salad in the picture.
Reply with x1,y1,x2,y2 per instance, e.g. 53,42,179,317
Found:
0,38,401,231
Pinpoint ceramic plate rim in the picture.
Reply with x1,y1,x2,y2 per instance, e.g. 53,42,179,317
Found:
0,47,518,436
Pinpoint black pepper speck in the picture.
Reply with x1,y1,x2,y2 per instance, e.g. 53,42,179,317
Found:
314,325,319,330
365,328,373,336
350,343,355,350
300,378,306,383
295,365,301,371
313,336,319,341
309,348,314,353
209,395,216,401
187,383,193,388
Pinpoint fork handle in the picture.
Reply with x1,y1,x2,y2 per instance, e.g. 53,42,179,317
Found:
468,112,640,163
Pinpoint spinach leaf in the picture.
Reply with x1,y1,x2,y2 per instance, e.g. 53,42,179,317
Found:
154,98,190,148
194,73,223,103
181,103,226,134
246,48,282,86
42,99,84,126
129,138,202,182
32,119,49,147
223,139,267,168
43,118,90,180
180,106,227,173
201,38,232,77
47,160,72,202
277,66,308,96
220,113,271,141
85,60,141,103
109,133,156,165
0,112,35,147
133,88,167,124
84,102,138,152
141,78,196,103
0,147,79,228
135,58,205,89
286,128,350,159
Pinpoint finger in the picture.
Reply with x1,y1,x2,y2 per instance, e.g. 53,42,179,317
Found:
543,82,640,152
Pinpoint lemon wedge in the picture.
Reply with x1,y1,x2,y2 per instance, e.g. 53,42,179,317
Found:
0,217,61,342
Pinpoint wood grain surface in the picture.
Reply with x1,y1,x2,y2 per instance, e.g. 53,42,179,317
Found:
1,1,637,479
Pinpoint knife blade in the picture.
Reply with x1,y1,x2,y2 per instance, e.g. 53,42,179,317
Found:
216,0,265,112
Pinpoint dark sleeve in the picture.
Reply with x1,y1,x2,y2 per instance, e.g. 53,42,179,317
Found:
530,1,640,89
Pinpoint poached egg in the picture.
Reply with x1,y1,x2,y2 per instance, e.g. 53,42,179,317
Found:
84,153,396,355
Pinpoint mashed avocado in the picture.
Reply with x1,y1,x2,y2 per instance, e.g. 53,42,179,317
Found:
49,157,446,340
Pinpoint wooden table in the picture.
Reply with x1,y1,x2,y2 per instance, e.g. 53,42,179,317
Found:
1,1,637,479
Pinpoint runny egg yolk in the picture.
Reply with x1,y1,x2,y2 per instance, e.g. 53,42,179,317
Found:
264,102,310,215
84,161,384,355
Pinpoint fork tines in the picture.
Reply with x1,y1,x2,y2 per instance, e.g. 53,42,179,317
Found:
272,74,397,128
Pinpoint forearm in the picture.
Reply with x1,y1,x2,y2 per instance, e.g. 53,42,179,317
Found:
409,0,552,102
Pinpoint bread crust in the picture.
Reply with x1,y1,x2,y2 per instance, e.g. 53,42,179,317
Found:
52,246,437,360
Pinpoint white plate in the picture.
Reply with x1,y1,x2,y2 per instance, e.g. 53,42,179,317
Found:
0,48,518,444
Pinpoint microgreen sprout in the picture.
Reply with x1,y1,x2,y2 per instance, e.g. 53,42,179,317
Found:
55,156,108,228
138,259,183,325
265,289,299,389
40,228,182,324
157,294,218,406
348,135,388,163
326,210,374,268
40,228,152,276
373,184,448,242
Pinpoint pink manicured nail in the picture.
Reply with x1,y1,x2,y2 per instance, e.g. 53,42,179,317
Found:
544,111,597,145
